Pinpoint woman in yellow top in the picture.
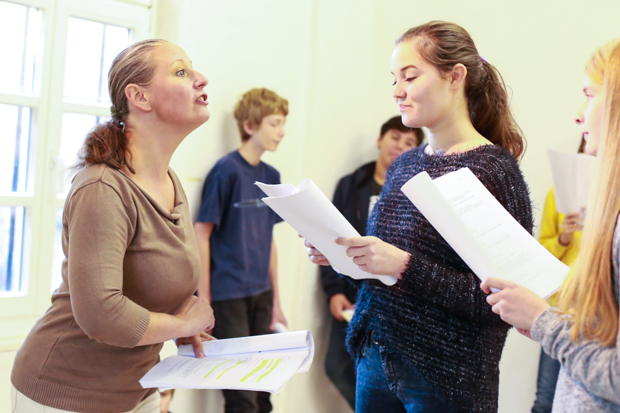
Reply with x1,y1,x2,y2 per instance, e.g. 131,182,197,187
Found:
539,188,583,295
532,139,585,413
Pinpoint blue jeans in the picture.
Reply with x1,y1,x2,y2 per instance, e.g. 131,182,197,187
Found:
531,349,561,413
356,332,458,413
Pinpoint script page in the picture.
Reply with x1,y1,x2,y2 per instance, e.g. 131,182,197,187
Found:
256,179,397,286
401,168,569,298
141,331,315,393
178,331,307,357
548,150,596,214
576,153,596,211
140,349,308,393
178,331,315,373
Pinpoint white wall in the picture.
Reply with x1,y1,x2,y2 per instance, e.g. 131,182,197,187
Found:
3,1,620,412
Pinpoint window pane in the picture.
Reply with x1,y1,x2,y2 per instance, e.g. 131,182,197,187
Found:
0,104,33,194
0,206,26,294
0,2,42,94
100,25,132,103
59,113,110,195
51,208,63,293
63,17,130,103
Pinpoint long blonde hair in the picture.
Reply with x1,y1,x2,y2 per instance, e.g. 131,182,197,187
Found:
557,39,620,345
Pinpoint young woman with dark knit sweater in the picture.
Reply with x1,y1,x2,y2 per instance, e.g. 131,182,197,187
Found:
11,40,215,413
306,21,532,412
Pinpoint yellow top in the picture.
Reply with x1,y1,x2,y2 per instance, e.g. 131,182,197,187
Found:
538,187,581,306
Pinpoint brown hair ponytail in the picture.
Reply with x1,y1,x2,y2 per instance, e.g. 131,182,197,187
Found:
396,21,525,159
75,39,168,172
77,120,131,171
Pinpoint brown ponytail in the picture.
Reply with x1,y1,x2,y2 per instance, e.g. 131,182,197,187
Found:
77,120,132,171
75,39,168,172
396,21,525,159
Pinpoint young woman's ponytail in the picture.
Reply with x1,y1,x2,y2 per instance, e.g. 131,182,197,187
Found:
467,60,525,159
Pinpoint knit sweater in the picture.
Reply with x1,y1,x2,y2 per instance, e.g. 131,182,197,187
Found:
11,164,201,413
347,144,533,412
531,214,620,412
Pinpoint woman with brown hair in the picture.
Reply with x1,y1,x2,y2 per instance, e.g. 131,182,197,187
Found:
482,39,620,412
10,39,215,413
306,21,532,412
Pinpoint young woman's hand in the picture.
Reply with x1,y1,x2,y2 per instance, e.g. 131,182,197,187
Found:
515,328,532,340
175,331,216,358
559,211,583,245
480,277,550,331
336,236,408,278
303,239,332,266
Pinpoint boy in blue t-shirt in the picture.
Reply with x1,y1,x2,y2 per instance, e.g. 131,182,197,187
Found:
194,88,288,413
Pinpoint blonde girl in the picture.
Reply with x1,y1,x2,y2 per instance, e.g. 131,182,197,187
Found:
482,39,620,412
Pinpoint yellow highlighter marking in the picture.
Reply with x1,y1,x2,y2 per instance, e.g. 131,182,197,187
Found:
240,359,269,382
217,361,245,379
203,360,232,379
256,359,282,382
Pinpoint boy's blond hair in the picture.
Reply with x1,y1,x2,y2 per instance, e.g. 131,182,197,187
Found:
233,88,289,142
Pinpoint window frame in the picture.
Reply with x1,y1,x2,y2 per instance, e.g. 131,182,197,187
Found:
0,0,155,350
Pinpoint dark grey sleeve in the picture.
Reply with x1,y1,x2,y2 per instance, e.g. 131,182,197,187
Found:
531,217,620,405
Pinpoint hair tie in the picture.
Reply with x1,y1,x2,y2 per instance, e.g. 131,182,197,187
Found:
110,105,123,122
109,106,126,133
480,55,486,65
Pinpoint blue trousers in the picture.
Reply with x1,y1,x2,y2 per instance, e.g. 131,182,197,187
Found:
356,332,458,413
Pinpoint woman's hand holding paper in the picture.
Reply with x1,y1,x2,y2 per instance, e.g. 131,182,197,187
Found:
336,236,407,279
175,331,216,358
559,209,585,245
304,239,332,266
330,294,354,321
480,277,550,332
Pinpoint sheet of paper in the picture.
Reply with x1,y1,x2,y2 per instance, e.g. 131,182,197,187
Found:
140,349,307,393
401,168,570,298
548,150,596,214
140,331,314,393
178,330,314,373
256,179,397,286
342,308,355,323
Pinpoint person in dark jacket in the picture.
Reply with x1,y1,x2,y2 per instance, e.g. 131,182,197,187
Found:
320,115,423,409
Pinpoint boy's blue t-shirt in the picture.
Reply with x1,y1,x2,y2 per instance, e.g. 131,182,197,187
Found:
196,150,283,301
